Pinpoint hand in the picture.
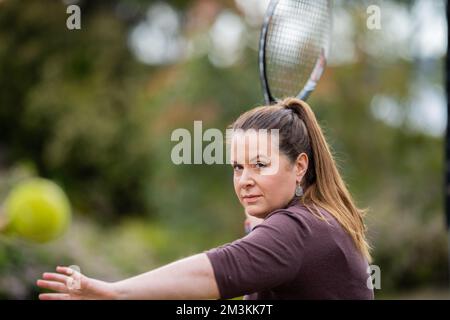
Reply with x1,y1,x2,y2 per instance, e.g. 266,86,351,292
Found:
37,266,117,300
244,211,264,233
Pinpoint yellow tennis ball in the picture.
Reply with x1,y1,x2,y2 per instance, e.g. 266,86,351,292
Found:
4,178,71,243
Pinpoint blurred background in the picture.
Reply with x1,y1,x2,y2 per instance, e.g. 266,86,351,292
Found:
0,0,448,299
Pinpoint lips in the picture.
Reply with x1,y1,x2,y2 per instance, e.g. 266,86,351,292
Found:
242,195,262,203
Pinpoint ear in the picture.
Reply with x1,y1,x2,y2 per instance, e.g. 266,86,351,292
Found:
294,153,308,183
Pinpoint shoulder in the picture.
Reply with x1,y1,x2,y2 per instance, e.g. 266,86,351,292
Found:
264,203,324,224
261,204,339,236
252,205,313,238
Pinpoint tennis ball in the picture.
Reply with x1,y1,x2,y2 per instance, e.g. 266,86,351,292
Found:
3,178,71,243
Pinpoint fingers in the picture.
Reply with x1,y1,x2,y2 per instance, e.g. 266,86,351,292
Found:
37,266,84,299
36,279,68,293
39,293,72,300
42,272,70,284
56,266,75,276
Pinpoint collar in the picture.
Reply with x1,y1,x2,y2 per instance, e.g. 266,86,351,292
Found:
285,195,301,208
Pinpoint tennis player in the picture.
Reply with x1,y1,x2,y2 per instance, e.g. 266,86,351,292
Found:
37,98,374,300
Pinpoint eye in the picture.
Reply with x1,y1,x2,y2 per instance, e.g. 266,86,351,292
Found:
232,164,243,172
255,161,267,169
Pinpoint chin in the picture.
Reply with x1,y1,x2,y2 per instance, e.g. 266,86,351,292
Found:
245,206,268,218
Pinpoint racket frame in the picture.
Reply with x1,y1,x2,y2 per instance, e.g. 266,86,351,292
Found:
258,0,331,104
259,0,279,105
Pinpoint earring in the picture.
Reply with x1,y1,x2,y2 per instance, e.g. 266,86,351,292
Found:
295,183,303,197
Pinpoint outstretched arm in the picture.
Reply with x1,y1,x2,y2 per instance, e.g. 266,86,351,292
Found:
37,253,220,300
113,253,219,299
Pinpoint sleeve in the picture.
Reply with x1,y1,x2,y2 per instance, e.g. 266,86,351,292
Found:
205,211,310,299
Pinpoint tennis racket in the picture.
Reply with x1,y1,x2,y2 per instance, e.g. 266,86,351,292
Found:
259,0,332,104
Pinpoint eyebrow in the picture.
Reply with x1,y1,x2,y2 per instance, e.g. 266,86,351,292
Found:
231,155,270,164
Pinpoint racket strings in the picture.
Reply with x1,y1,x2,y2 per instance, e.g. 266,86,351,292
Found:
264,0,330,100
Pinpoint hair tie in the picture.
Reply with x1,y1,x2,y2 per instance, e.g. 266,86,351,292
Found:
283,103,301,118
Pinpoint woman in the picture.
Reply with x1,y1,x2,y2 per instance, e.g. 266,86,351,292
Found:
37,98,373,300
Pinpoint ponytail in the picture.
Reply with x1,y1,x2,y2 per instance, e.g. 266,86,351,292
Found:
282,98,372,263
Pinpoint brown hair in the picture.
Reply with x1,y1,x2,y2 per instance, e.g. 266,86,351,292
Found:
230,97,372,263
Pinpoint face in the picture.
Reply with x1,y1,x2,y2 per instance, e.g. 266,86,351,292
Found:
230,130,308,219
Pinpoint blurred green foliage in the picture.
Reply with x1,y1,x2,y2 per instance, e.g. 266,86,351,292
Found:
0,0,447,299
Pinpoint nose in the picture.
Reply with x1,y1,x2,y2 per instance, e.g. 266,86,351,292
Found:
238,167,255,188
